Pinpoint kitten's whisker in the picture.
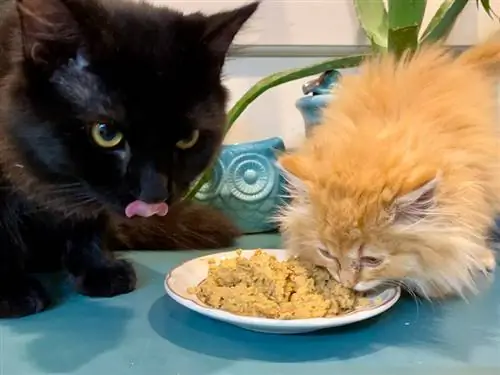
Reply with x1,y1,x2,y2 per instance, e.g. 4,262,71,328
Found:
393,280,421,319
383,280,422,318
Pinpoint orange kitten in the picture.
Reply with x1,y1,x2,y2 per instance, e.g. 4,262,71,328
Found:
277,37,500,299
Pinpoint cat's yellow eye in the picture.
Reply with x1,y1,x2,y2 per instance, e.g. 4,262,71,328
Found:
90,122,124,148
176,129,199,150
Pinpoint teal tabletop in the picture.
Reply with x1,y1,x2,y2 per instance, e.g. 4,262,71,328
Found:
1,234,499,375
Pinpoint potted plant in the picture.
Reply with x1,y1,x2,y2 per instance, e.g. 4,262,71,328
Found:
187,0,497,234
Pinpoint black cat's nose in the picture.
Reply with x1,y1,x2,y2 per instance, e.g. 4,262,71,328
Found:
139,188,169,204
138,165,169,203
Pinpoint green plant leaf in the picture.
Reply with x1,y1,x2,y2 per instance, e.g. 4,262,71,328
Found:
420,0,468,44
184,170,212,201
388,0,427,57
227,55,366,129
477,0,494,17
353,0,388,51
184,54,366,200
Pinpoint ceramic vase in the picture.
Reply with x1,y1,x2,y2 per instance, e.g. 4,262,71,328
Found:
194,137,287,234
295,69,341,135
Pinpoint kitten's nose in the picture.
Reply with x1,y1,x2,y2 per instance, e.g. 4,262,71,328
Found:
339,270,356,288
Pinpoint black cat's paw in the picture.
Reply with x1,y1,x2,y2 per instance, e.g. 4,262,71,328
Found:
76,259,137,297
0,277,50,318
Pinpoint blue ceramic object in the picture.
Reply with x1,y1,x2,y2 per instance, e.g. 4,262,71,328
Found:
295,69,340,135
195,137,287,234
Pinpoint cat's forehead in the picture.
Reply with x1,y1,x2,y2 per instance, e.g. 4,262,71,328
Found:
313,194,384,241
93,45,214,100
319,219,361,247
51,45,221,133
77,11,217,100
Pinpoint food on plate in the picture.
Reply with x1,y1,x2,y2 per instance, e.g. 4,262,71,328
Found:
188,249,368,319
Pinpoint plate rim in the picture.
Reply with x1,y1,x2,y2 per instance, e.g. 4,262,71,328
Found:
165,248,401,328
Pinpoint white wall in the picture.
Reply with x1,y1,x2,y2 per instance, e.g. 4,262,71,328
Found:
151,0,500,149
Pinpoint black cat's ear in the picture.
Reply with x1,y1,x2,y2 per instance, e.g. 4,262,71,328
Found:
16,0,82,65
203,2,259,62
391,175,440,224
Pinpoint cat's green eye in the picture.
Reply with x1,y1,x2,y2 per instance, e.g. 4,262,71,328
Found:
176,129,199,150
90,122,124,148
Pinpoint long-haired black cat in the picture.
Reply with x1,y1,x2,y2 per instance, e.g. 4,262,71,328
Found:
0,0,258,318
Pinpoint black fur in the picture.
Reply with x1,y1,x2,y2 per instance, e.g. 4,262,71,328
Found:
0,0,258,318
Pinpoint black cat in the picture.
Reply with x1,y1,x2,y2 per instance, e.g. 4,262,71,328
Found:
0,0,258,318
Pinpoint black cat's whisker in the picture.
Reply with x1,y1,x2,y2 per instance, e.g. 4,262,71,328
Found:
44,185,87,194
162,231,199,249
167,236,192,250
47,187,85,194
26,191,100,216
52,182,83,187
180,227,221,247
31,192,86,206
62,197,101,217
175,233,209,250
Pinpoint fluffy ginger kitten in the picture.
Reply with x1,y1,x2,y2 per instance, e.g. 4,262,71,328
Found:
277,37,500,299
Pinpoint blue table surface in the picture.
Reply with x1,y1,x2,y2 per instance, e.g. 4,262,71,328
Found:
1,234,500,375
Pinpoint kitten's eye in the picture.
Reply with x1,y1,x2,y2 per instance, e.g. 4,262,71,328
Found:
360,256,383,268
176,129,199,150
318,247,336,260
90,122,123,148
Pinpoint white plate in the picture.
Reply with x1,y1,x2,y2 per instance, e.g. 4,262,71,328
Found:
165,249,401,334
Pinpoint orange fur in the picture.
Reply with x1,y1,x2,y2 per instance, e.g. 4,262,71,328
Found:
277,39,500,299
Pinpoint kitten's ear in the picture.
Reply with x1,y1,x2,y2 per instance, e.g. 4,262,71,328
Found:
277,154,311,192
16,0,82,65
391,175,440,224
203,2,259,63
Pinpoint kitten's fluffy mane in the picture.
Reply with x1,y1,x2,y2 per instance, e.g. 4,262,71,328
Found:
277,37,500,298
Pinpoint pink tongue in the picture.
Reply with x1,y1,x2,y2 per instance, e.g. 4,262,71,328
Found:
125,200,169,218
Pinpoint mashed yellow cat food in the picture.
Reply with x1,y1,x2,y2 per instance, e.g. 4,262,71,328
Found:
188,249,366,319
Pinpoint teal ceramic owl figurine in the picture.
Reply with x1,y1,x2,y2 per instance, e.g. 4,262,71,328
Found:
195,137,287,234
295,69,340,135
